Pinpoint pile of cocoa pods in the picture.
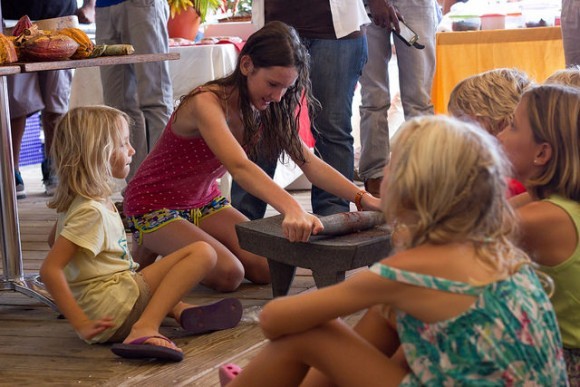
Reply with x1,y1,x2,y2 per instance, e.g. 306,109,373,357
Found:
0,15,135,65
0,15,93,63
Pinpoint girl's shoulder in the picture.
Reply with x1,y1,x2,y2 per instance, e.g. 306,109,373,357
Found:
174,86,227,136
518,199,571,228
179,85,228,119
189,84,226,101
378,243,501,287
64,196,108,217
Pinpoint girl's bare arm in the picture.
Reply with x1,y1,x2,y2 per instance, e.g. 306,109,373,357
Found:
40,236,114,339
297,143,381,211
184,93,323,241
258,269,401,340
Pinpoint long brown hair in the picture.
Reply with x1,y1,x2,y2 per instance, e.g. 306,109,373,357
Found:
178,21,318,164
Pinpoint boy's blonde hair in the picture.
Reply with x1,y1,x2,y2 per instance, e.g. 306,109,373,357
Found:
544,65,580,88
448,68,533,136
48,106,130,213
522,84,580,201
382,115,527,273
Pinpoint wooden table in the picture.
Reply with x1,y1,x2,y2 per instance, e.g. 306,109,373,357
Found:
236,214,391,297
432,26,566,114
0,54,178,311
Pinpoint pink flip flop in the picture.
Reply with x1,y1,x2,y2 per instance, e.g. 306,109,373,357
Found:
111,335,183,362
180,298,243,335
219,363,242,386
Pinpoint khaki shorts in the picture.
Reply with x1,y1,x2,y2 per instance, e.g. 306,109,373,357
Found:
7,70,72,117
106,272,152,343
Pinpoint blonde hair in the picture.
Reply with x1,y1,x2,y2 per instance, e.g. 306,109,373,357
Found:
382,115,527,274
522,84,580,201
448,68,533,136
48,106,130,213
544,65,580,88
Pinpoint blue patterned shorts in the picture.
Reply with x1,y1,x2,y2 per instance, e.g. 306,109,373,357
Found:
128,196,230,245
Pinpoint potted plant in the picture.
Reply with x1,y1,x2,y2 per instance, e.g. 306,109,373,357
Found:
167,0,222,40
221,0,252,22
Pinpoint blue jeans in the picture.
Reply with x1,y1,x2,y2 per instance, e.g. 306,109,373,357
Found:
231,35,368,218
230,152,277,220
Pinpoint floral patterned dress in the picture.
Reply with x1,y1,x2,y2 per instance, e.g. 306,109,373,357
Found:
369,263,569,386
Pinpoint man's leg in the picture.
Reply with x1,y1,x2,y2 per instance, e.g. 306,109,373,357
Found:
230,153,278,220
96,3,147,182
127,0,173,155
307,36,368,216
393,0,437,119
561,0,580,66
6,73,44,199
39,69,73,195
10,116,27,199
358,23,393,197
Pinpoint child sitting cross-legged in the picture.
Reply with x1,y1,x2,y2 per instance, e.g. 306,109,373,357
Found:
218,115,568,386
40,106,243,362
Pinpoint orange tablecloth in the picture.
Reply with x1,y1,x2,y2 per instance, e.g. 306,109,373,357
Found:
432,26,566,114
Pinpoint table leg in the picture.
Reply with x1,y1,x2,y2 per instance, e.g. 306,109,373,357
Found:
267,259,296,297
312,270,346,289
0,76,57,311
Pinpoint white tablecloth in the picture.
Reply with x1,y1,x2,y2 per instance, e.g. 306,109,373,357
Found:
70,43,239,108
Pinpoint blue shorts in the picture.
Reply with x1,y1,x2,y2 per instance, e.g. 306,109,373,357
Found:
128,196,231,245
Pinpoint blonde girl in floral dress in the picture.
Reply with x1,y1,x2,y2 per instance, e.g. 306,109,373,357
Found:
218,115,568,386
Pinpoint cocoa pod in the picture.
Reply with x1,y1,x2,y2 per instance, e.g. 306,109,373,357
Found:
20,34,79,61
7,35,21,60
12,15,33,37
0,33,19,64
14,25,52,49
58,28,94,59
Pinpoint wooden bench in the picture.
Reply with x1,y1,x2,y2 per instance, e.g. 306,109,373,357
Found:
236,214,392,297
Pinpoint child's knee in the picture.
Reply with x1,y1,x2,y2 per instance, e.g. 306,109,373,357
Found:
245,262,271,285
132,244,158,268
208,265,245,292
184,241,218,269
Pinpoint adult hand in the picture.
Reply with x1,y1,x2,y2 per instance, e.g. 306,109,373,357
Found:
77,5,96,24
282,211,324,242
368,0,402,31
76,316,115,340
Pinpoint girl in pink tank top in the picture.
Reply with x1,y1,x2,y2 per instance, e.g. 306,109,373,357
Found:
123,21,381,293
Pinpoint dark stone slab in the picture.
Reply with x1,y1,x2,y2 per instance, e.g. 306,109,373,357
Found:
236,214,392,297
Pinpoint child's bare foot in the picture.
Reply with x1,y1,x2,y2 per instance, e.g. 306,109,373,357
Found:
111,329,183,362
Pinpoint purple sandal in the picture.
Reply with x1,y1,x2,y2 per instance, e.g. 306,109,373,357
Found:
180,298,243,335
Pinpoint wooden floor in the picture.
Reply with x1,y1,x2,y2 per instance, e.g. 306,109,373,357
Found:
0,165,363,386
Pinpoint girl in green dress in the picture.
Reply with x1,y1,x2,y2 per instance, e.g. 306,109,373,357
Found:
218,115,568,386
